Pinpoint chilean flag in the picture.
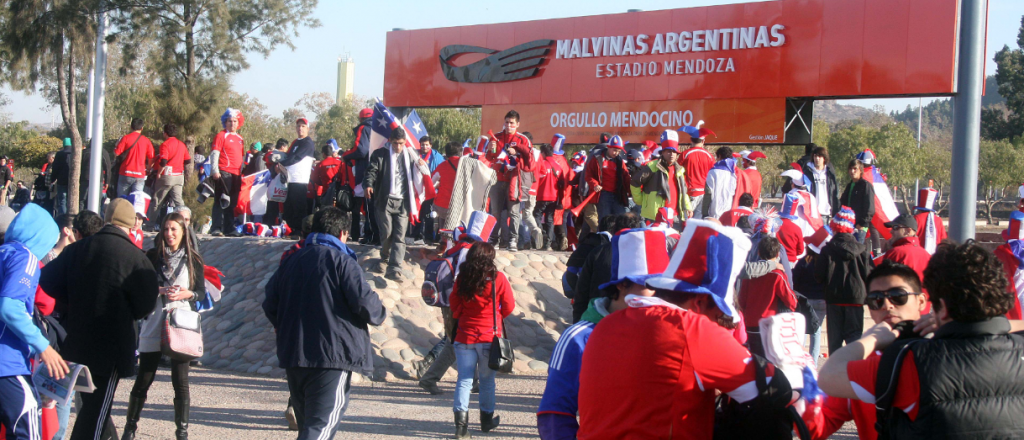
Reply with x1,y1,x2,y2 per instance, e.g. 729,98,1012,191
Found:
805,225,833,254
196,266,225,312
235,169,273,216
865,164,901,240
368,100,430,224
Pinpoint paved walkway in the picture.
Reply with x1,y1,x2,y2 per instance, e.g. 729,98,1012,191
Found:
68,368,857,439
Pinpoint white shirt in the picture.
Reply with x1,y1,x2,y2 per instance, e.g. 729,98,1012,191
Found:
812,166,831,216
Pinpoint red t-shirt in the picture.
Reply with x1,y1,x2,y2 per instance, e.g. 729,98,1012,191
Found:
680,146,714,197
848,350,921,419
431,157,460,210
738,269,798,325
450,272,516,344
664,165,679,209
777,219,806,263
578,300,770,439
114,132,155,178
157,137,191,176
803,394,877,440
211,130,245,175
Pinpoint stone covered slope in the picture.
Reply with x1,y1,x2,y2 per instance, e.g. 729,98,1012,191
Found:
193,237,572,379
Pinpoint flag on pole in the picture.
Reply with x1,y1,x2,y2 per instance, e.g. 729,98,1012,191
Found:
404,109,428,144
368,100,421,154
235,169,273,216
865,165,900,240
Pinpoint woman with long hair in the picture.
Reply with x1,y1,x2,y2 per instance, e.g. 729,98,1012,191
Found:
449,241,515,438
123,212,206,440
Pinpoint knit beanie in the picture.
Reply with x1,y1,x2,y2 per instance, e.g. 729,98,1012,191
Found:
830,206,856,234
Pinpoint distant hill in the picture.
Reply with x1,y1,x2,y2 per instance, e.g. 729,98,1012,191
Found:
813,101,879,124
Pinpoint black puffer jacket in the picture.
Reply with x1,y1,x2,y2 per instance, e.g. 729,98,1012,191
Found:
263,235,386,373
813,233,873,305
879,317,1024,439
573,242,614,323
840,179,876,228
40,225,159,375
564,232,610,300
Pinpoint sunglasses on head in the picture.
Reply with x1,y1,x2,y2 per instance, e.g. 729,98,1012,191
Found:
866,288,920,310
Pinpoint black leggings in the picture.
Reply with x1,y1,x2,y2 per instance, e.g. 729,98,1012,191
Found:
130,352,190,401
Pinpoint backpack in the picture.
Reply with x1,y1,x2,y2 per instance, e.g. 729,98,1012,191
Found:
422,252,459,307
714,354,811,440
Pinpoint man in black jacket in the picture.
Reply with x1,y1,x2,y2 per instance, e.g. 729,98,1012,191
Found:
278,118,316,238
40,198,160,440
814,206,874,354
363,127,429,280
563,215,617,303
53,139,72,216
263,208,386,439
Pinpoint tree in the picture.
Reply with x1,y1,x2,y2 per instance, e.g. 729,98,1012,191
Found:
1,0,97,214
5,135,62,168
982,16,1024,141
308,94,372,153
417,108,482,149
114,0,320,136
978,139,1024,225
867,123,925,213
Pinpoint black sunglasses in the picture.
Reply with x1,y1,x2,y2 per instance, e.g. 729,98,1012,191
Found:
866,288,920,310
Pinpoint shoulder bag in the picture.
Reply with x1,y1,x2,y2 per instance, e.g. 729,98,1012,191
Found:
487,275,514,373
160,257,204,361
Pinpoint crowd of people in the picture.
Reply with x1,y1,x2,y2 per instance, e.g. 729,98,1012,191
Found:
2,103,1024,440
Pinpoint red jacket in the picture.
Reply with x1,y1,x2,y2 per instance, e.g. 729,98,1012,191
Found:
738,269,798,326
536,156,566,203
432,157,460,210
913,211,947,249
679,146,714,197
450,271,515,344
311,157,344,197
550,155,573,211
583,152,630,205
883,237,931,285
578,299,770,440
486,131,534,201
777,219,806,263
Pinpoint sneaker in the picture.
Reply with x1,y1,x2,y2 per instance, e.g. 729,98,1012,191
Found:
506,242,517,252
385,270,404,281
418,380,443,395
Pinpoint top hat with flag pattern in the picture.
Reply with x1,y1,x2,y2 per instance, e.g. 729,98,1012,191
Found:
917,187,938,212
679,120,716,141
830,206,856,234
1003,210,1024,242
805,225,833,254
121,191,151,220
780,193,802,220
738,150,767,164
599,228,672,290
645,219,752,319
454,211,497,243
856,149,876,166
552,134,566,155
659,130,680,152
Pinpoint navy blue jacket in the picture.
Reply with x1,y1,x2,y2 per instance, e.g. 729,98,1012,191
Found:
263,233,385,373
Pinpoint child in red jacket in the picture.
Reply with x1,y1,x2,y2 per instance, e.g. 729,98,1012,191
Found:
738,235,798,357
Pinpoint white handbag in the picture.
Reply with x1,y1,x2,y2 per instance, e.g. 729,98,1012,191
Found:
161,308,204,361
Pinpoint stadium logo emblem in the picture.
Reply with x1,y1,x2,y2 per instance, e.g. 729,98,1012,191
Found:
439,39,554,83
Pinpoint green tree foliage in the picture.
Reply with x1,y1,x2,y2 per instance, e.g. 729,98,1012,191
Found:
417,108,482,149
1,0,97,213
978,139,1024,224
113,0,320,136
218,91,292,151
889,99,954,143
3,135,62,168
310,95,373,155
982,16,1024,141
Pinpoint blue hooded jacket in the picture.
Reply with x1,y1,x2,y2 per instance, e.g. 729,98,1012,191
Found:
0,204,58,376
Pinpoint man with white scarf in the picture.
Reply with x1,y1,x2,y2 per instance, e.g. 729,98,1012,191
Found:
364,127,429,280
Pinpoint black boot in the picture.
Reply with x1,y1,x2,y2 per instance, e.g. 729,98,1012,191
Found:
454,411,471,439
480,411,500,433
173,397,189,440
121,394,146,440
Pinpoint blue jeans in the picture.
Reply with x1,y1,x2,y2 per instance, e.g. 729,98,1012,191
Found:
54,389,75,440
807,299,827,368
118,175,146,197
597,191,628,218
453,342,496,413
55,184,68,217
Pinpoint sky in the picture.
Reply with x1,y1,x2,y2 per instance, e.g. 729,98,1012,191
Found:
3,0,1023,125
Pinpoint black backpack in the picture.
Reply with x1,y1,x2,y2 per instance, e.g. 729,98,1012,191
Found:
714,354,811,440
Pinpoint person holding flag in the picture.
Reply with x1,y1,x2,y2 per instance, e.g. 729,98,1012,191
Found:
913,184,946,254
364,126,429,280
484,110,534,251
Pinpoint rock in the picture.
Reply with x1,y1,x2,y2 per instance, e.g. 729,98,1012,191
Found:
381,348,402,363
511,259,528,268
523,267,541,277
400,348,416,361
528,360,549,372
528,253,544,262
370,332,389,344
256,365,274,375
495,256,512,267
382,338,409,350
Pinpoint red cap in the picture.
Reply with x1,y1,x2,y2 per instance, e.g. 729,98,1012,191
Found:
296,118,309,126
359,108,373,119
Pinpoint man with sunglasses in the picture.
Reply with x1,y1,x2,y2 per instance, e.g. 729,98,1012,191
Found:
803,260,927,439
818,243,1024,439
